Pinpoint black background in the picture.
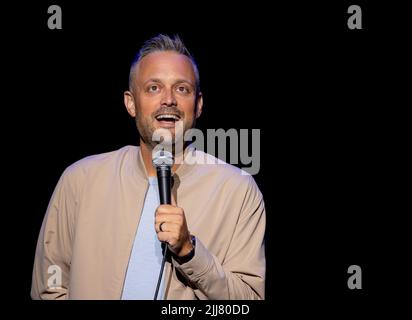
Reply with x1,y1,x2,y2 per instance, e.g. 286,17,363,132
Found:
4,0,410,316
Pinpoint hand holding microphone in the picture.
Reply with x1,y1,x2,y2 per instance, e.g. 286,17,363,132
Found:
152,149,193,258
152,149,194,299
155,198,194,258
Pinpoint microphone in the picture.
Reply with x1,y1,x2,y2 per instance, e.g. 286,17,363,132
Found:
152,149,174,205
152,149,174,300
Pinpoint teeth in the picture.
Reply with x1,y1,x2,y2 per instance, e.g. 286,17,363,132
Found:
156,114,180,121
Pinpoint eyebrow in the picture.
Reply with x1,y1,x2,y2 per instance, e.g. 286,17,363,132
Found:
143,78,195,87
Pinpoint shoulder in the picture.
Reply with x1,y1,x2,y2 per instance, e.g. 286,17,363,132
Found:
61,145,139,183
190,150,262,199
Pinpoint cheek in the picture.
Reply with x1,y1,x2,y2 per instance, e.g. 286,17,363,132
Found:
137,97,160,116
179,97,197,117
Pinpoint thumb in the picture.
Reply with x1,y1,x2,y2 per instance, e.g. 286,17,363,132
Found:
171,192,177,206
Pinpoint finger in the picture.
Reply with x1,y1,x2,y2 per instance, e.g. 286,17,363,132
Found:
155,210,184,223
171,193,177,207
158,221,181,233
155,219,183,233
157,231,178,246
155,214,184,227
156,204,183,215
155,221,165,233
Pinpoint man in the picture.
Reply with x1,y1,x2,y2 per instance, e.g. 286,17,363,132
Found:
31,34,265,299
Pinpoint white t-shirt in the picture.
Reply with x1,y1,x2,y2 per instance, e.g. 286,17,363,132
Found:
121,177,165,299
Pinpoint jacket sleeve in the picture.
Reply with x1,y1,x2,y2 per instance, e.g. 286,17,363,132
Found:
173,175,266,299
31,167,78,300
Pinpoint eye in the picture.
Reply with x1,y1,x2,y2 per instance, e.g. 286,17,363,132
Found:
176,86,190,93
148,85,159,92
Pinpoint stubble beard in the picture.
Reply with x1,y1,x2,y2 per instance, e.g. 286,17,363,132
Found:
135,116,195,156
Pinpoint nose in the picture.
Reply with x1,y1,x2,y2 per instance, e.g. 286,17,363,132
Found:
160,87,177,107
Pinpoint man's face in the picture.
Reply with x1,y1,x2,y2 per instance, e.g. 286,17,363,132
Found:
125,51,203,149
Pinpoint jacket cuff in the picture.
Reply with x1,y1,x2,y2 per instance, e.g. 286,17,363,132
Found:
172,237,215,282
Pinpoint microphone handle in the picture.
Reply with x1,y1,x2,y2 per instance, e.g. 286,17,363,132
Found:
154,165,171,300
156,166,171,205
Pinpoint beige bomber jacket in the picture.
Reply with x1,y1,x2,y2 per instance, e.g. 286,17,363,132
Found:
31,145,266,299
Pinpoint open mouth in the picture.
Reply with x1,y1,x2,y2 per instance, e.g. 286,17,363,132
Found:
155,114,181,127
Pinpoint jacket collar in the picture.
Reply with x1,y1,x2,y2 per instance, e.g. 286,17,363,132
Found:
133,144,197,181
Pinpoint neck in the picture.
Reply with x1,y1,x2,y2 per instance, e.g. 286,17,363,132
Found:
140,140,182,177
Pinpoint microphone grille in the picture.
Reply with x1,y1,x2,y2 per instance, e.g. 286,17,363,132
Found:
152,149,174,168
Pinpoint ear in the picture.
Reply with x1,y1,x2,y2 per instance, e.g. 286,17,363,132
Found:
195,92,203,119
124,90,136,117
